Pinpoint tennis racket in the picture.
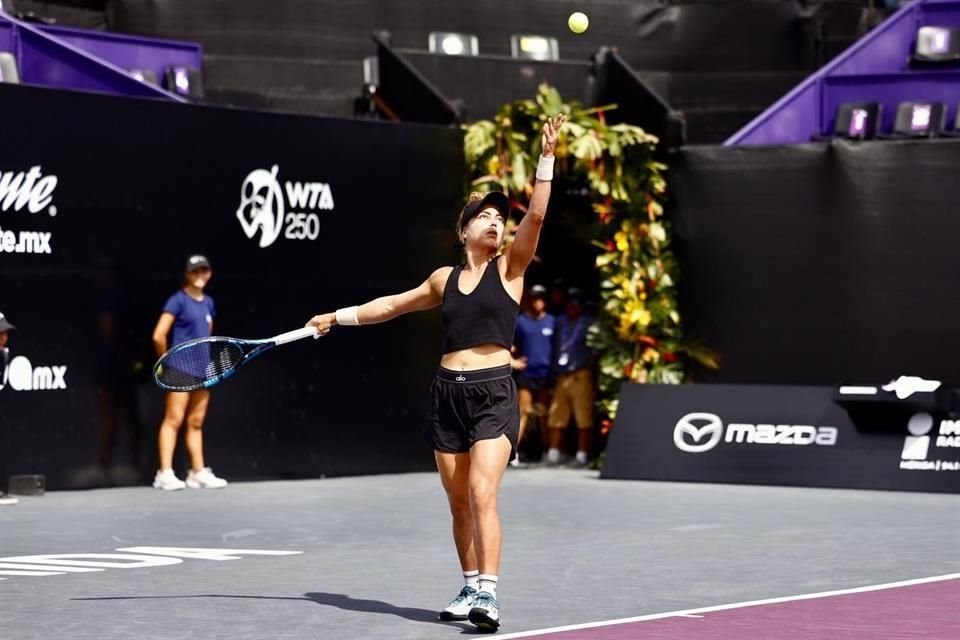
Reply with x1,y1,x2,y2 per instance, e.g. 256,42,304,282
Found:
153,326,319,391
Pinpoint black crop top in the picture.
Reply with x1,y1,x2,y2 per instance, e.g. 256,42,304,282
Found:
441,255,520,354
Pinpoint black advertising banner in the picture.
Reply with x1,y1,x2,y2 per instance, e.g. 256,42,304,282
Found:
603,383,960,493
672,140,960,387
0,83,465,489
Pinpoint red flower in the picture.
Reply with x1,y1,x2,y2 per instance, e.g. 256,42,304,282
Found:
600,419,613,436
605,240,616,251
623,361,634,377
663,352,677,363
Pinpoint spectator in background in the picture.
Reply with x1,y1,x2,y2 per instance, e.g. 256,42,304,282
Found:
0,311,18,505
0,311,12,391
547,277,567,316
546,288,596,467
151,255,227,491
510,284,554,465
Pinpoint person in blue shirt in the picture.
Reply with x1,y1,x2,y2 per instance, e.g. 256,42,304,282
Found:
546,288,596,467
511,284,554,463
150,255,227,491
0,311,17,505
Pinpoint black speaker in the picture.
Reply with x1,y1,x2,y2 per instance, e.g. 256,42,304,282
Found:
9,474,45,496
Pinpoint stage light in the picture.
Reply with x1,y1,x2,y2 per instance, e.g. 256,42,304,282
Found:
914,26,960,61
911,26,960,69
163,65,204,101
510,35,559,61
849,108,869,137
887,102,946,138
428,32,479,56
362,56,379,87
0,52,19,84
831,102,881,140
129,69,158,85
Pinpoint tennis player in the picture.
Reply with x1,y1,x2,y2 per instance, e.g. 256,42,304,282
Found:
151,255,227,491
306,114,565,632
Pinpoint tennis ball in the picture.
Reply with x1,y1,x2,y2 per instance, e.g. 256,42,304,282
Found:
568,11,589,34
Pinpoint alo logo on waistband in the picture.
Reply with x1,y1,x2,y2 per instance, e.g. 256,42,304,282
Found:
456,374,466,382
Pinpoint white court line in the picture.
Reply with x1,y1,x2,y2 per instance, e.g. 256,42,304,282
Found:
496,573,960,639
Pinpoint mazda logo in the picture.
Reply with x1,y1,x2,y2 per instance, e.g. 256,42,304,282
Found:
674,412,723,453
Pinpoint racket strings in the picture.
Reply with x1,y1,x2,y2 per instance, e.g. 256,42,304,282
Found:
156,341,246,390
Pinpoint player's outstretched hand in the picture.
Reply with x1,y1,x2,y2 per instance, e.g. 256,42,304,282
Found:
306,312,335,336
541,114,567,157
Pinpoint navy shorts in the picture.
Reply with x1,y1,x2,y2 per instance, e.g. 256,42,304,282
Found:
515,372,550,392
425,364,519,461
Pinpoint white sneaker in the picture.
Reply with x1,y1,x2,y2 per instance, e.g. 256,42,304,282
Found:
468,591,501,631
186,467,227,489
0,493,18,505
153,469,186,491
438,586,477,621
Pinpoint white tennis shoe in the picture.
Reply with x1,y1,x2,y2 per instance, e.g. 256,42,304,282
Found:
438,586,477,621
469,591,501,631
186,467,228,489
153,469,186,491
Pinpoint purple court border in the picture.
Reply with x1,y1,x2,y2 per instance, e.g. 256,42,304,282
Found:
497,573,960,640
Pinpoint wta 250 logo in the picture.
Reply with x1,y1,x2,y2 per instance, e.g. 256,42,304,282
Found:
236,165,334,248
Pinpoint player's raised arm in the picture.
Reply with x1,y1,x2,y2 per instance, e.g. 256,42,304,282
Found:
305,267,451,334
504,114,566,280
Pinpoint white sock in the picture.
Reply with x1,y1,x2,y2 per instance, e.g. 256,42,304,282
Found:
576,450,588,464
547,448,560,463
478,573,498,598
463,570,480,590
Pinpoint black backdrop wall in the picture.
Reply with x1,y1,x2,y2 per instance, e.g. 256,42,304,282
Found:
0,83,465,489
107,0,817,72
672,139,960,386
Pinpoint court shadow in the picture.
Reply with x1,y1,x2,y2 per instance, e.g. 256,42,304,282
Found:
73,592,479,632
303,592,472,630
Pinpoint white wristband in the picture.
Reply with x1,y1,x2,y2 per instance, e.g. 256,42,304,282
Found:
535,155,555,182
335,306,360,326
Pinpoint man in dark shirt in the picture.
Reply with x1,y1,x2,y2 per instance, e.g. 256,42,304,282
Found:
546,289,595,467
511,284,554,463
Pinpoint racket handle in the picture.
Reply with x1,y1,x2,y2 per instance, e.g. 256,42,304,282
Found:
274,326,320,345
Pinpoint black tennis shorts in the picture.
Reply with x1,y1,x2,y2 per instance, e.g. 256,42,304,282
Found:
425,364,519,461
515,372,550,392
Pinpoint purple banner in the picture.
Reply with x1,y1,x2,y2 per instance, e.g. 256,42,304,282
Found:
726,0,960,145
0,14,188,101
37,25,201,84
824,71,960,131
0,20,14,53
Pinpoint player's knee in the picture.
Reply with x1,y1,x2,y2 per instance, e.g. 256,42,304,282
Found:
163,412,185,429
468,481,497,511
186,415,205,430
448,494,471,519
